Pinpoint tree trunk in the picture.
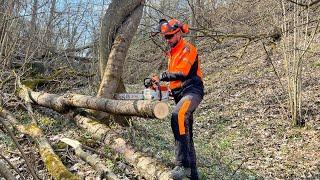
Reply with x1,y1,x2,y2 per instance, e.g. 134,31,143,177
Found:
97,0,144,124
74,115,171,180
0,108,79,180
99,0,144,78
18,87,169,119
98,1,144,98
46,0,56,52
30,0,38,34
189,0,196,44
0,0,4,37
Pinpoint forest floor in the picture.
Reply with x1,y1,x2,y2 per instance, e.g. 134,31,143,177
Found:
124,40,320,179
1,39,320,179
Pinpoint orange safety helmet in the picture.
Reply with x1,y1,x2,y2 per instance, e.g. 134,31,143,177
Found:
159,19,189,35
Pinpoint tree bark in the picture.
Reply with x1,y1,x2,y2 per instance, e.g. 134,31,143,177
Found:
46,0,56,52
189,0,196,44
0,108,79,180
97,0,144,124
18,87,169,119
74,115,171,180
98,1,144,99
30,0,38,34
99,0,144,78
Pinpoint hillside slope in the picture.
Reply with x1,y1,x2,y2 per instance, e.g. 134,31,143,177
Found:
124,38,320,179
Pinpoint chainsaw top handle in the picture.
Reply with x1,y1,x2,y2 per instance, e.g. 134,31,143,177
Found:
144,78,153,88
144,77,160,87
144,77,162,101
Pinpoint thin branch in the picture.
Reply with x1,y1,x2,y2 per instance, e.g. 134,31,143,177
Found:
262,42,286,93
144,4,173,19
231,157,249,177
60,137,118,179
0,118,39,180
286,0,320,7
0,153,25,179
0,160,16,180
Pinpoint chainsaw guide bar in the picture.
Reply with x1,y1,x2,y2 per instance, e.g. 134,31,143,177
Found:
114,93,145,100
114,88,170,101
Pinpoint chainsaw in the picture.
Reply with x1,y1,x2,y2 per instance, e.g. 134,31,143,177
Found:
114,77,170,101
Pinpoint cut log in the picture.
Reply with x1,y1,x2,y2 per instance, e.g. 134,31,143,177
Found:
18,87,169,119
74,115,172,180
0,108,79,180
60,137,119,180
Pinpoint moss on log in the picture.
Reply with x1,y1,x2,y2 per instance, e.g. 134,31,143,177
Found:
39,146,78,180
0,108,79,180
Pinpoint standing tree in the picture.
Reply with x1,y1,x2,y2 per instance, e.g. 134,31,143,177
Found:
95,0,144,123
281,0,320,126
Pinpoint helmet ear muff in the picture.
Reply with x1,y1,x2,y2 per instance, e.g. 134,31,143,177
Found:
173,22,180,29
181,24,189,34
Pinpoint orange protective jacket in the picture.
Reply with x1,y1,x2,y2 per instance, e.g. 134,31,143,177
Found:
161,38,204,98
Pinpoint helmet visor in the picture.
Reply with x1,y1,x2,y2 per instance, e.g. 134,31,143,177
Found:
160,23,179,35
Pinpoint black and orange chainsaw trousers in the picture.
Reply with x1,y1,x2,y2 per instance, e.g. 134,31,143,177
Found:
171,92,202,179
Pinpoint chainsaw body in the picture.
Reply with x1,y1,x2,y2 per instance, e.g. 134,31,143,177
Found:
143,86,170,100
114,77,170,101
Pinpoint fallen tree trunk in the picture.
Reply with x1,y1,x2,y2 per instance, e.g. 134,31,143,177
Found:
0,108,79,180
74,115,171,180
18,87,169,119
16,87,171,179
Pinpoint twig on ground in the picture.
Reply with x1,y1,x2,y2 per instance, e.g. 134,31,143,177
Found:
0,160,16,180
0,118,39,180
0,153,25,179
60,137,119,180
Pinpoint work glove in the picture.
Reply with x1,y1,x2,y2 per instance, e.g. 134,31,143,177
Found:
160,71,170,81
160,71,186,81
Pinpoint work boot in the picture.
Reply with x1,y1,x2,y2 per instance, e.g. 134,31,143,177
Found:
170,166,191,180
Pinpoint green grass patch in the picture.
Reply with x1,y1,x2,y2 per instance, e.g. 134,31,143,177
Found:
217,138,232,150
217,133,236,151
313,61,320,67
0,133,15,149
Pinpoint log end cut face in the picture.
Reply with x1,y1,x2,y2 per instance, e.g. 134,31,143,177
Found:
153,102,169,119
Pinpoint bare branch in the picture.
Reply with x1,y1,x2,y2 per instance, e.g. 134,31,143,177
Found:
0,118,39,180
0,160,16,180
286,0,320,7
0,153,25,179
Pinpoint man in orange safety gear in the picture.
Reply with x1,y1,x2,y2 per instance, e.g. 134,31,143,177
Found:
157,18,204,180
